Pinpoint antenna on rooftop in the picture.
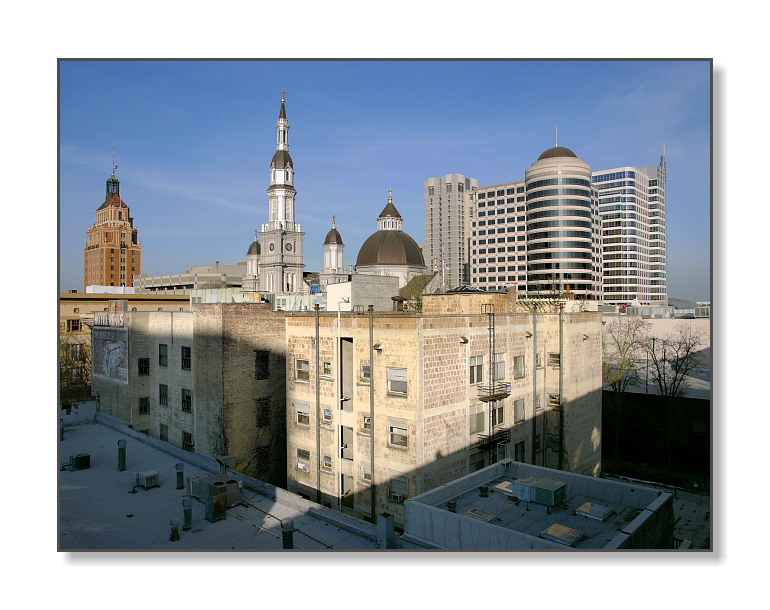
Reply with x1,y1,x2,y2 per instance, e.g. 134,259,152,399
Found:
555,125,558,147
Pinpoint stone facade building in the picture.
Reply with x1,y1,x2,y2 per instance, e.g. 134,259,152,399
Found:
284,290,602,527
83,169,141,290
258,92,306,294
91,300,288,487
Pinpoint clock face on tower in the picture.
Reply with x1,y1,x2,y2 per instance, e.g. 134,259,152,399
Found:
286,243,293,252
269,243,275,251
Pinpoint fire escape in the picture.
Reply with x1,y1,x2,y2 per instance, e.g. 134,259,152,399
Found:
476,303,511,460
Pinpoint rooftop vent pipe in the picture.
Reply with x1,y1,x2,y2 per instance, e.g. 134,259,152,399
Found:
117,440,126,471
175,463,185,489
281,518,294,549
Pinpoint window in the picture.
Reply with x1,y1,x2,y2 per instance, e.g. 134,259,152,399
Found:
139,397,150,414
159,384,168,406
254,349,269,380
358,363,371,383
536,352,543,368
322,408,332,423
362,414,372,432
322,361,332,377
469,404,485,435
549,394,560,409
159,423,168,442
296,448,310,471
389,475,408,502
296,359,310,383
469,451,485,473
296,403,310,426
387,368,408,395
181,389,192,413
322,454,333,471
492,403,504,427
512,398,525,423
547,434,561,450
548,353,561,367
181,346,191,370
493,353,505,381
536,395,542,411
182,431,194,452
159,344,168,367
469,355,483,385
138,358,150,376
255,397,270,427
514,355,525,379
514,441,525,462
389,422,408,448
535,435,542,452
66,319,81,332
362,463,372,484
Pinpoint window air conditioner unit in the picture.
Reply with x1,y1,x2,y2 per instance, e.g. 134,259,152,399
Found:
391,493,404,503
136,470,159,489
297,462,309,473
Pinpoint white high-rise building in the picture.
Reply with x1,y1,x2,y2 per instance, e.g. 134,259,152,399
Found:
592,153,667,305
424,174,478,289
258,92,306,294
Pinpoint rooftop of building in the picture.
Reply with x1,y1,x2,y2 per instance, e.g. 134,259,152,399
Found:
403,460,709,550
59,415,422,550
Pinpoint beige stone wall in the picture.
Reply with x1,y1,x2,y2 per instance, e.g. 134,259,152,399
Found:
193,304,287,487
284,298,603,526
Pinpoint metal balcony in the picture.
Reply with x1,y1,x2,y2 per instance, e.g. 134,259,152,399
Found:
476,428,511,449
477,382,511,402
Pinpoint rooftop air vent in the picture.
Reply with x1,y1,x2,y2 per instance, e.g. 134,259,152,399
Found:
576,502,614,522
540,523,583,547
135,470,159,489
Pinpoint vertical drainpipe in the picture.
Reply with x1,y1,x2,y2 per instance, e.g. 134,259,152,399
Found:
532,304,537,466
337,302,342,512
314,304,321,504
558,305,564,471
368,305,376,525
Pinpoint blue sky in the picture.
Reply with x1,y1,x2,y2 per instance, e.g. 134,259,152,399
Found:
59,60,710,300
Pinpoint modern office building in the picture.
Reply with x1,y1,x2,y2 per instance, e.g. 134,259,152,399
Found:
424,174,478,289
464,146,665,305
258,92,306,294
592,153,667,305
83,169,141,290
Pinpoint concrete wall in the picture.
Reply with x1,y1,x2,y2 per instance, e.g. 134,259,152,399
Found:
404,460,672,550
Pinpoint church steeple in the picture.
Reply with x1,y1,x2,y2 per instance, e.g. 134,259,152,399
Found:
276,89,289,152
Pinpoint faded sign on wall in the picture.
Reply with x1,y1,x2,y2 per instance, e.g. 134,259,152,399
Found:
92,327,128,383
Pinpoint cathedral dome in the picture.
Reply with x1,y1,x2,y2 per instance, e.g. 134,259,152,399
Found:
356,229,425,267
537,146,578,161
247,239,260,256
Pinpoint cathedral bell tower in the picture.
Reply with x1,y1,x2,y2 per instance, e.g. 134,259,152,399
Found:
258,91,306,294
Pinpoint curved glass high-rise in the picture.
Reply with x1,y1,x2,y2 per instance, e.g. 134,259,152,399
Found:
524,146,602,300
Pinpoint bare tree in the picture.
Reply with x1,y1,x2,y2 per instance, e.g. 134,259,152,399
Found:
644,322,705,479
603,316,650,392
645,322,705,397
602,315,650,462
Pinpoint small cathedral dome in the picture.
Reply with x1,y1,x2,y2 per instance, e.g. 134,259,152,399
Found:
271,149,293,169
247,239,260,256
323,215,344,245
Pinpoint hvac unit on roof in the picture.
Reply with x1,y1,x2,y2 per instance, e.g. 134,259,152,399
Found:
135,470,159,489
